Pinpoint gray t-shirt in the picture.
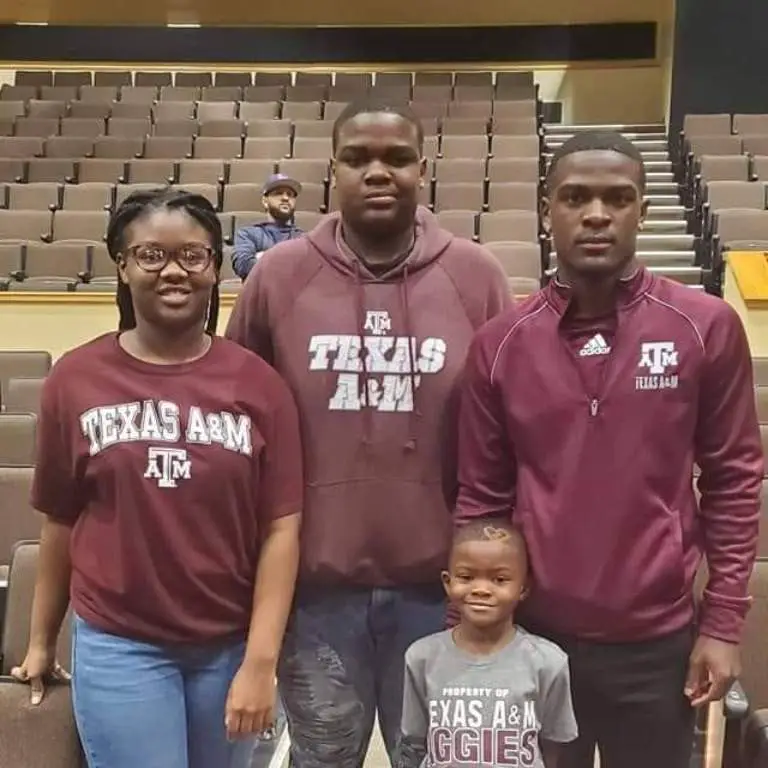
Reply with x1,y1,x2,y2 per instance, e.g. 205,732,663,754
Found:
397,628,578,768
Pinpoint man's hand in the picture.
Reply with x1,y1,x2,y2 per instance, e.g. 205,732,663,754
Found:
685,635,741,707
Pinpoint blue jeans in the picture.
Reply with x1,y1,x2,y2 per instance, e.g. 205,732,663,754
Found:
278,585,446,768
71,614,257,768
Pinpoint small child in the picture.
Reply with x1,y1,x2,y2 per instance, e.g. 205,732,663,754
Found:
396,519,578,768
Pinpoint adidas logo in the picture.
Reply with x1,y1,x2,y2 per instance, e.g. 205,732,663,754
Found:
579,334,611,357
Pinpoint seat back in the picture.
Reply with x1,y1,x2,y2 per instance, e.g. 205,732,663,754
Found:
2,541,72,672
0,541,81,767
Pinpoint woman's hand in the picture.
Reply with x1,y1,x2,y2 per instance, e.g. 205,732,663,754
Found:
10,645,71,705
224,657,277,740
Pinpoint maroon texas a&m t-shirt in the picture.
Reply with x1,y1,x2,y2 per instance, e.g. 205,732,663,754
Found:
32,333,302,644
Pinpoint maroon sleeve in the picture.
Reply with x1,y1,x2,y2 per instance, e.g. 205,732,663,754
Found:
695,304,764,643
30,367,83,525
225,261,275,365
455,331,517,527
257,371,304,524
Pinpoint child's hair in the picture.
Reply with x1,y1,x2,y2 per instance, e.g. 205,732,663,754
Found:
452,518,529,568
106,187,223,334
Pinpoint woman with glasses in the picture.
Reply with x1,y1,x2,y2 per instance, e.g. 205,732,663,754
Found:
11,188,303,768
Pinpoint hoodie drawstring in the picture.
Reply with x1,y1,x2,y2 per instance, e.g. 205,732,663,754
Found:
400,266,419,452
354,260,373,447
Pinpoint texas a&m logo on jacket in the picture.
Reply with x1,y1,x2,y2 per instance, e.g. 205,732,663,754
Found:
307,309,447,412
635,341,680,391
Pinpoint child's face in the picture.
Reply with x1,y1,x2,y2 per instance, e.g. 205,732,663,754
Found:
442,538,528,630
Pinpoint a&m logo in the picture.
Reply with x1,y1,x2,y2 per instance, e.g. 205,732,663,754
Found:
144,447,192,488
635,341,679,390
363,310,392,336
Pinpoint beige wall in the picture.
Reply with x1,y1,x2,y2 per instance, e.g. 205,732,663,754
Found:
725,265,768,358
0,296,235,361
3,270,768,363
537,65,665,124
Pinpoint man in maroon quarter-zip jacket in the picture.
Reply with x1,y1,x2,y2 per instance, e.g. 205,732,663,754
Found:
455,130,763,768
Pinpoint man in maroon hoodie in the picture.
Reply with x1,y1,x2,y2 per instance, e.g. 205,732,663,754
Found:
225,99,512,766
455,130,763,768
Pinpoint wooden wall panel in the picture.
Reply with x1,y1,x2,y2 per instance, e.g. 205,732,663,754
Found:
1,0,674,26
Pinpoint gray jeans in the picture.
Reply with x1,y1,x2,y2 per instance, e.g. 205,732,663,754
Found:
277,585,446,768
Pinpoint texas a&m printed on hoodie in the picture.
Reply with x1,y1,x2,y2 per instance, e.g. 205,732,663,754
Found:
226,206,512,589
456,267,763,644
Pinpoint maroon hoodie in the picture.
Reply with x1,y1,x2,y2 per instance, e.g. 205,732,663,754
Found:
456,267,763,643
226,206,512,588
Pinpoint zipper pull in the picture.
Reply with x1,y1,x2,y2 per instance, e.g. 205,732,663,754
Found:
590,399,600,416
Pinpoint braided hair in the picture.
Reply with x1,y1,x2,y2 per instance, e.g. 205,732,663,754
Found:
106,187,223,334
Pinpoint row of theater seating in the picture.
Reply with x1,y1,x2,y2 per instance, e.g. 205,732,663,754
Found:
0,154,541,186
0,86,538,106
0,73,546,292
11,69,536,88
0,223,543,293
0,134,542,162
0,114,539,138
677,113,768,272
0,177,540,214
0,348,765,767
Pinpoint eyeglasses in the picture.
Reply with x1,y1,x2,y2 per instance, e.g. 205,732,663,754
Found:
125,244,214,274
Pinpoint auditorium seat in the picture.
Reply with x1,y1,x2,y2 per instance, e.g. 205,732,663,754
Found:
435,210,477,240
0,351,51,392
8,182,59,211
109,102,151,119
128,159,175,184
0,414,36,466
93,71,131,87
698,155,750,182
742,137,768,157
19,242,87,288
229,158,278,183
0,542,81,768
237,101,280,122
245,119,291,138
721,561,768,768
199,119,245,137
0,470,41,584
485,241,543,283
487,182,538,212
711,209,768,255
434,182,485,212
479,210,539,242
3,377,44,416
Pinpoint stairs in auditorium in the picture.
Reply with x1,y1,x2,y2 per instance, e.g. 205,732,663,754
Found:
543,123,705,291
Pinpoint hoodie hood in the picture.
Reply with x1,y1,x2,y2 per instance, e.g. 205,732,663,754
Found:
305,205,454,281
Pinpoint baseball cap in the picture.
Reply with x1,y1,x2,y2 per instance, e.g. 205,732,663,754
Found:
262,173,302,196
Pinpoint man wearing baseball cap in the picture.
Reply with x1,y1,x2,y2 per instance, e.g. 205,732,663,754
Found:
231,173,305,280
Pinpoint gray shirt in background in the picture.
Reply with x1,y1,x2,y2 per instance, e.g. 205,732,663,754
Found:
396,628,578,768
